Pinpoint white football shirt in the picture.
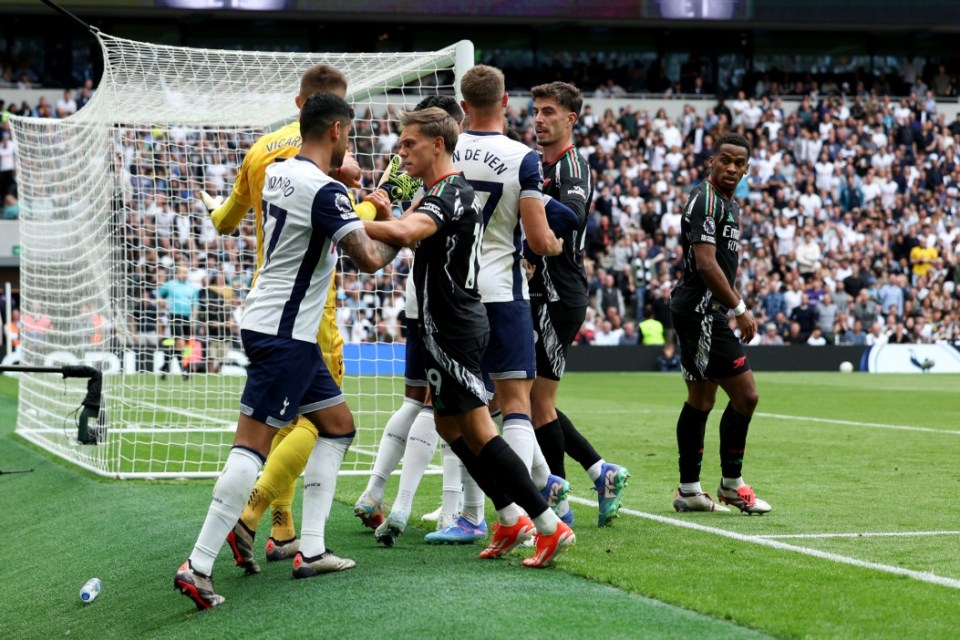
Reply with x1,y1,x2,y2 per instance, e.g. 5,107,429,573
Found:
241,156,362,342
454,131,543,303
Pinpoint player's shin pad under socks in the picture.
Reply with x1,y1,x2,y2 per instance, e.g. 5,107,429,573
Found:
440,442,463,519
300,432,354,558
501,414,536,471
365,399,423,503
477,436,551,520
531,442,551,490
535,418,566,479
190,447,264,576
241,418,317,532
719,403,751,480
450,437,511,511
676,402,710,484
393,409,438,513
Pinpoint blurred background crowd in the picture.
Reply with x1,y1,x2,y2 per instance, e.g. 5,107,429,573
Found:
2,44,959,369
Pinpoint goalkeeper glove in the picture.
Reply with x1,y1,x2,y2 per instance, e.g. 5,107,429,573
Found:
199,191,224,213
376,154,422,203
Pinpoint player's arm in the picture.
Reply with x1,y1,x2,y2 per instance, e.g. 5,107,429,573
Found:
363,191,440,247
518,151,562,256
200,149,258,233
546,154,590,236
521,198,563,256
334,151,363,189
313,183,398,273
205,194,250,234
543,195,579,236
338,228,400,272
363,214,437,248
688,197,756,343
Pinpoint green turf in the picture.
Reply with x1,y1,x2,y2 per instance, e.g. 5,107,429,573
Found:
2,371,960,639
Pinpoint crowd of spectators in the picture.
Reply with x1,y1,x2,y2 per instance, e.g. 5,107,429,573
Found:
501,84,960,348
2,54,960,360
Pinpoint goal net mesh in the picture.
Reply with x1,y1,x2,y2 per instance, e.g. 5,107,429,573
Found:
9,31,472,478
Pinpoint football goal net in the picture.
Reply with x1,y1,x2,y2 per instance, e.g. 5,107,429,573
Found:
8,29,474,478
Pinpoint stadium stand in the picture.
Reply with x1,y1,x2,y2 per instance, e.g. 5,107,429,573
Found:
1,41,958,355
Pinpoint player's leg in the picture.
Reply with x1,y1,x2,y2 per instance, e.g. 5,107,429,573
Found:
258,329,347,558
355,319,427,527
232,338,345,566
374,404,438,547
715,366,770,514
483,301,537,470
451,406,575,568
534,301,629,526
292,368,359,578
226,417,318,569
175,414,272,609
175,330,310,608
670,311,729,513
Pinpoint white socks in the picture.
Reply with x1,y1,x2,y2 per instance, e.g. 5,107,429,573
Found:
501,413,536,472
586,459,606,482
439,441,462,521
393,408,438,514
496,503,524,527
190,446,263,576
531,440,550,490
680,482,703,495
364,397,422,503
460,465,486,526
722,476,745,490
532,508,559,535
300,432,354,558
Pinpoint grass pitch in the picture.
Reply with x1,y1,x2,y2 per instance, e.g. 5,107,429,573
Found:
1,371,959,639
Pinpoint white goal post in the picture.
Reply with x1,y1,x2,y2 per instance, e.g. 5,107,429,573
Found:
8,30,474,478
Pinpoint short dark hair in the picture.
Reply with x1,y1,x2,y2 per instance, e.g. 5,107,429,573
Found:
414,95,464,124
300,92,354,141
530,81,584,117
713,133,751,156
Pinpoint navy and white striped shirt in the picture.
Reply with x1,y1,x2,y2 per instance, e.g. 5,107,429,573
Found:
241,156,362,342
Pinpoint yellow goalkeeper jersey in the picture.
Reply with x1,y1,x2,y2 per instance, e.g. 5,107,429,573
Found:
213,120,375,385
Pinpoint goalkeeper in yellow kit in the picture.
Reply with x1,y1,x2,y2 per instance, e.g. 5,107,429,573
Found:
200,63,420,573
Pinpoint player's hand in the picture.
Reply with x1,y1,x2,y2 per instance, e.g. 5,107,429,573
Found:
198,191,223,214
335,152,363,188
735,309,757,344
364,189,393,220
520,258,536,281
545,236,564,257
377,154,422,203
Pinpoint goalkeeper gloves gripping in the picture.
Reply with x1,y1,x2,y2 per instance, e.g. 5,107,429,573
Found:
377,154,422,203
199,191,224,213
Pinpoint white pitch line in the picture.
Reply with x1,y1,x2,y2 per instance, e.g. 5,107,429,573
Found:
567,496,960,590
756,531,960,540
755,412,960,436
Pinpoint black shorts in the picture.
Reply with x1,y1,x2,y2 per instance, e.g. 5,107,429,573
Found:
169,316,192,339
421,332,489,417
671,310,751,382
532,301,586,381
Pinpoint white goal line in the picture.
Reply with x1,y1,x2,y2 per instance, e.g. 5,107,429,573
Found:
566,496,960,591
754,412,960,436
754,531,960,540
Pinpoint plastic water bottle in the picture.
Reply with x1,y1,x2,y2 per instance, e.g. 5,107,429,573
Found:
80,578,101,603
